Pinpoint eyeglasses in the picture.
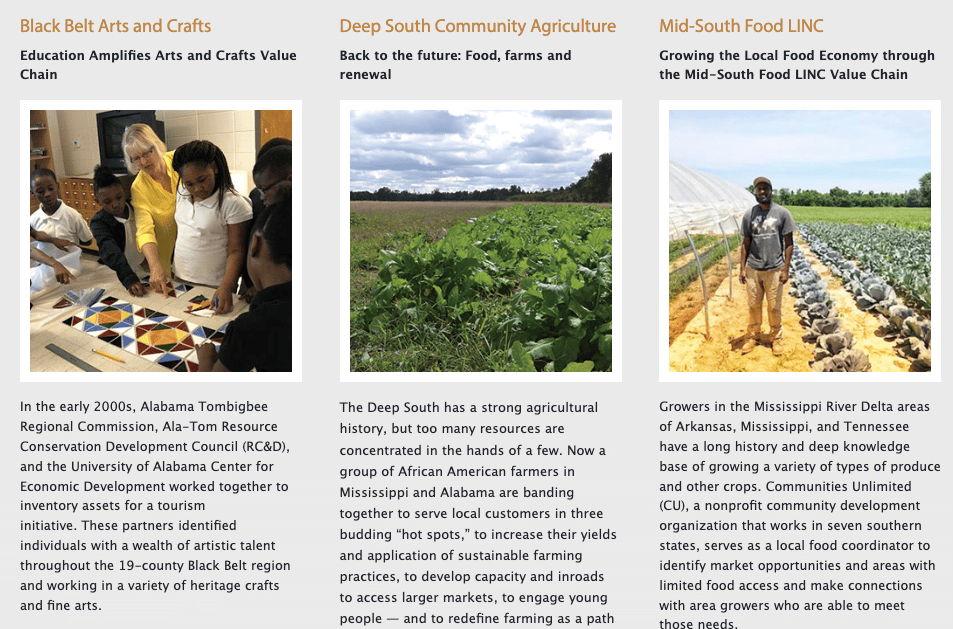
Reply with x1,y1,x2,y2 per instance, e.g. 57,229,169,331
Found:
130,146,156,165
258,174,290,195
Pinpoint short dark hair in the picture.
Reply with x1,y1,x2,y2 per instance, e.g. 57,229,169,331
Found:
253,145,291,178
171,140,235,210
93,165,122,195
254,192,291,269
30,167,57,187
256,137,291,161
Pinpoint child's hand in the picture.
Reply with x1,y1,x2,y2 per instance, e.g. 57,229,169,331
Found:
213,287,233,315
52,262,75,284
196,342,218,371
127,282,149,297
50,237,73,251
241,285,258,303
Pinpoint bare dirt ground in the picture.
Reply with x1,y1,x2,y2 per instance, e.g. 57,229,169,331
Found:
669,256,732,345
668,245,912,372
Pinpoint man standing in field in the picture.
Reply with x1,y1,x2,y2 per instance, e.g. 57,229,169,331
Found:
739,176,794,356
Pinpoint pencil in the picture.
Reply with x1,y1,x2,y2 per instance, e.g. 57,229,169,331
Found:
92,348,125,363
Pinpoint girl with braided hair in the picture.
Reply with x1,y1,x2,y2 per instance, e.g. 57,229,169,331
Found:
171,140,253,314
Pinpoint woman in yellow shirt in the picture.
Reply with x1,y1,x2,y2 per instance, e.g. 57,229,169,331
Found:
122,123,178,294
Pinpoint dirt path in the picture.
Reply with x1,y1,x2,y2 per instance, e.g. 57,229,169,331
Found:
668,244,912,373
669,256,732,345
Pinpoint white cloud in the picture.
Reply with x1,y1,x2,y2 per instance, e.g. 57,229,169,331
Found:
350,109,612,192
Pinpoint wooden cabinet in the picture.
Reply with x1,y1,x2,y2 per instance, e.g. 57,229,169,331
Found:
60,178,96,217
60,177,99,251
259,110,292,146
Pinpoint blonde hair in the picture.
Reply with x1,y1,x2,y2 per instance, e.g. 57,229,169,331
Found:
122,123,168,175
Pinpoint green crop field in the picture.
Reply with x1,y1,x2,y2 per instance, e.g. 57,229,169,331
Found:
790,205,932,310
350,202,612,372
788,206,931,230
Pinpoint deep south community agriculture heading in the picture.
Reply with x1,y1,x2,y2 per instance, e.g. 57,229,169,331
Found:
340,18,617,37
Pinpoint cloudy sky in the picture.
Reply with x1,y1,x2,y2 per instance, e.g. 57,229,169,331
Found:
669,110,931,193
350,109,612,192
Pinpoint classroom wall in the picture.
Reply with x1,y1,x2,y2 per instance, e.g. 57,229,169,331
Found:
50,109,106,177
51,110,257,192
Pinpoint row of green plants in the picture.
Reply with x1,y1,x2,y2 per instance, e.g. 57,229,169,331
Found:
668,234,722,262
789,245,871,371
798,224,931,371
352,204,612,372
788,206,930,231
799,221,931,310
668,235,741,300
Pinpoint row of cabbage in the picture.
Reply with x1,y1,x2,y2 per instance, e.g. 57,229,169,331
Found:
799,222,931,310
798,224,931,371
354,204,612,372
790,245,871,372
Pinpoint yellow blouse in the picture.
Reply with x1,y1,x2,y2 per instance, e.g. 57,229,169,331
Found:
132,151,178,276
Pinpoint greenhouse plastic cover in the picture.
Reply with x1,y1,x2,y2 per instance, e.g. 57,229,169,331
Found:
669,162,757,241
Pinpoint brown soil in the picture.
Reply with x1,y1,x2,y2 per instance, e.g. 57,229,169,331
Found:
668,244,912,372
669,255,734,345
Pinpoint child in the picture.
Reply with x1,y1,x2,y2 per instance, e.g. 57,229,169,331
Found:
30,225,73,252
197,194,291,372
252,144,292,208
243,142,292,302
89,165,149,297
171,141,253,314
29,168,93,246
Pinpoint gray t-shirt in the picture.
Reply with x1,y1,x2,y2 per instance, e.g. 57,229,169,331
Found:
742,203,794,270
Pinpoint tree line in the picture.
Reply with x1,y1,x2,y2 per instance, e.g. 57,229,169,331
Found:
753,173,931,208
351,153,612,204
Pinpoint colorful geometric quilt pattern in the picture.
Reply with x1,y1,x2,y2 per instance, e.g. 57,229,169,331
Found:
157,281,193,298
62,296,227,372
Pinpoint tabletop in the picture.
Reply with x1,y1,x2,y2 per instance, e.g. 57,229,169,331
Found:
29,257,250,373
